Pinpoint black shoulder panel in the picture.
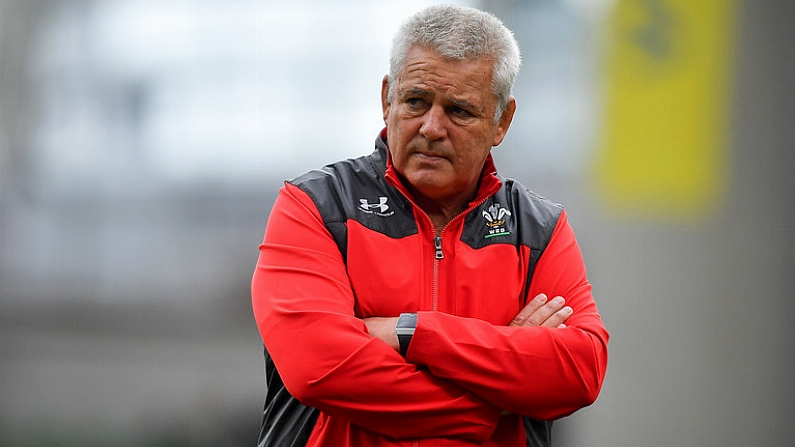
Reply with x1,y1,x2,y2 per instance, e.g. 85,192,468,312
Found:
288,146,417,261
461,177,563,307
461,176,563,251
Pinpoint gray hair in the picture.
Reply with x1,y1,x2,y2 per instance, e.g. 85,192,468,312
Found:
388,5,521,123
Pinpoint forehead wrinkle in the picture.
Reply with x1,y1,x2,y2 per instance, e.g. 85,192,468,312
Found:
401,87,431,98
396,60,492,116
399,81,482,105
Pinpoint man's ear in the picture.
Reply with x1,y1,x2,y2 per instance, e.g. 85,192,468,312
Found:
381,75,391,123
492,96,516,147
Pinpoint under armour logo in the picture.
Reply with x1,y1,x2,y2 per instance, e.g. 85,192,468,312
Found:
359,197,389,213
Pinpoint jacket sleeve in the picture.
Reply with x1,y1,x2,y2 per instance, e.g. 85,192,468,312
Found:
406,210,609,420
251,183,501,441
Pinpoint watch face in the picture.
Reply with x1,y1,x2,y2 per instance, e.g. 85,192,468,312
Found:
395,327,414,336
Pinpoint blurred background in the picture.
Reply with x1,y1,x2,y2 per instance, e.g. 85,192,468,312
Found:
1,0,793,446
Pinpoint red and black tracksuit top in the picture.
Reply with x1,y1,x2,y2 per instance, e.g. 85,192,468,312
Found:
252,129,609,447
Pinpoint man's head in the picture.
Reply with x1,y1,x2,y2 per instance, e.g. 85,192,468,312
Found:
381,5,520,211
387,5,521,123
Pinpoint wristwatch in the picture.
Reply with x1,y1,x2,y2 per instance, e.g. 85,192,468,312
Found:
395,313,418,357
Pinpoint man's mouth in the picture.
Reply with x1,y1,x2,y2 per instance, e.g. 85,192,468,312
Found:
413,152,448,164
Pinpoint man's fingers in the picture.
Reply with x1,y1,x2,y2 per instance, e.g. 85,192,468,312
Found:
510,294,571,327
543,306,573,328
510,293,548,326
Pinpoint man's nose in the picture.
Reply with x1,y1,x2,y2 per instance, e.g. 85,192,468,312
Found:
419,105,448,141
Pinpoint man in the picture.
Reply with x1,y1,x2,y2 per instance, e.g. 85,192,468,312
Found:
252,5,608,447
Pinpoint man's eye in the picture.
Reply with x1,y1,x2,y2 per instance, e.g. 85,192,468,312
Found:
450,106,472,117
406,98,423,107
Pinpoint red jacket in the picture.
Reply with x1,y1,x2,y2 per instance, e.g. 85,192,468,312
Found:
252,130,608,446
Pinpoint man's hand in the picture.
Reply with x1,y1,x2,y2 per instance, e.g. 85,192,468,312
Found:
510,293,572,328
363,317,400,351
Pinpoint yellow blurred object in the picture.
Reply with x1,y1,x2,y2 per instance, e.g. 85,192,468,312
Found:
595,0,736,219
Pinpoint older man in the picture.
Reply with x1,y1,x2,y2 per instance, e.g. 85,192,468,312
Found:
252,5,608,447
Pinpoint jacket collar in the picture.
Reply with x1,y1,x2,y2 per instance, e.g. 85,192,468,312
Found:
375,128,502,208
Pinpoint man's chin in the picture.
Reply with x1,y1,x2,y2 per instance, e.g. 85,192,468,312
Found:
403,173,455,199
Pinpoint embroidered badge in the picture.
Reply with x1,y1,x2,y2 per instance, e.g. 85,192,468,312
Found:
483,203,512,239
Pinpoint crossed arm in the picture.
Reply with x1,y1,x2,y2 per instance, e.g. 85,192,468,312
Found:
364,292,573,350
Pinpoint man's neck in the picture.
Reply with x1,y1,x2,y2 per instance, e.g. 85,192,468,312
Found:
410,188,477,235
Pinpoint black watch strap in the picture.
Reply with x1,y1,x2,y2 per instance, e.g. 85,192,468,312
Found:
395,313,418,357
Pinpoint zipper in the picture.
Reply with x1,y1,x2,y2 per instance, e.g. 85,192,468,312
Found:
430,194,492,312
385,185,446,311
385,171,497,313
434,236,444,259
432,236,442,311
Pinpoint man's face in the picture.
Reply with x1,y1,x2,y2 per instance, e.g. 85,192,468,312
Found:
381,46,515,206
